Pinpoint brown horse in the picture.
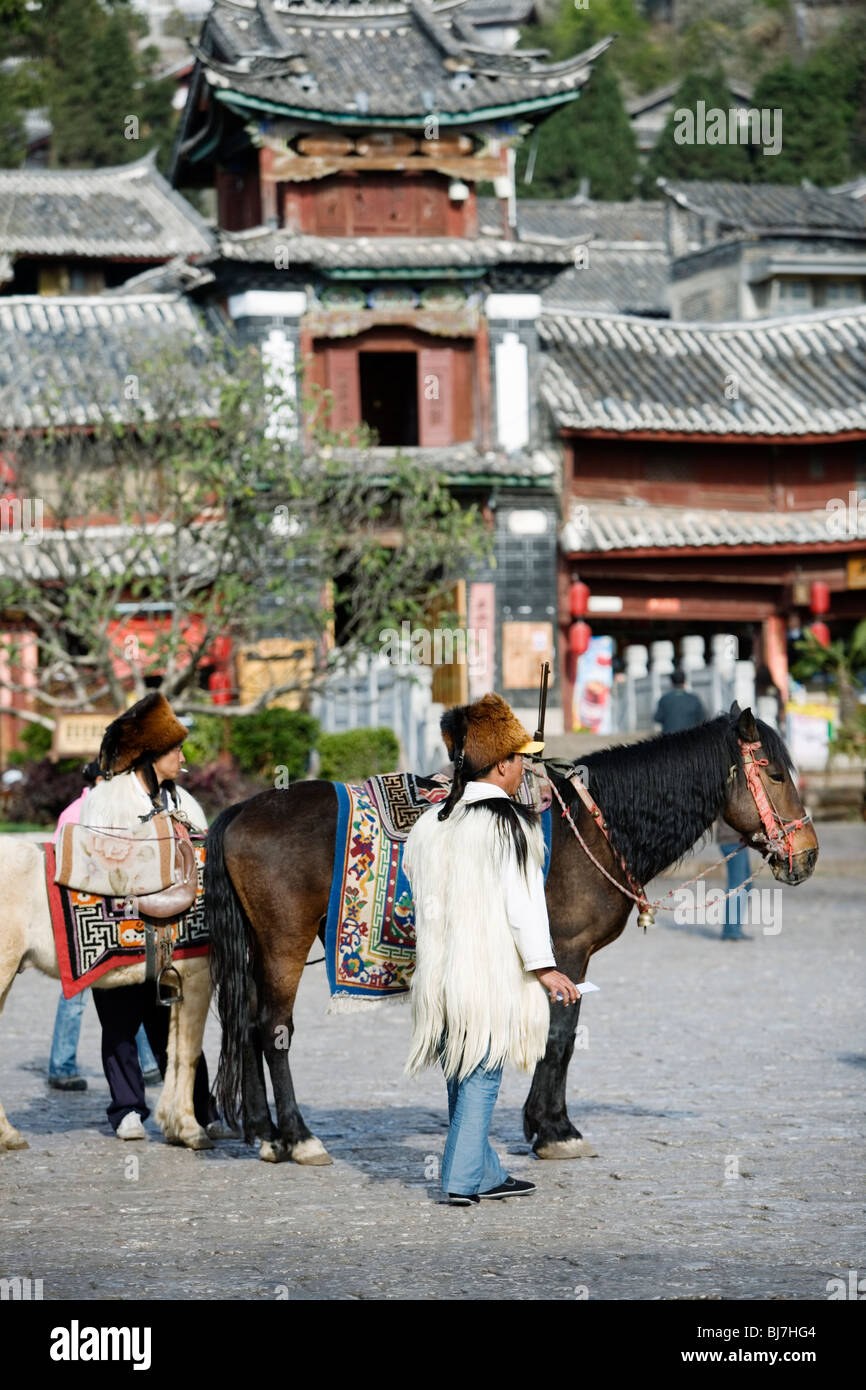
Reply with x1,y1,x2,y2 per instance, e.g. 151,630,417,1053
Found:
205,705,818,1165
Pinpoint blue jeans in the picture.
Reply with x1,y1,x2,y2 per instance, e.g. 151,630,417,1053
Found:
48,989,88,1078
48,989,159,1078
440,1055,509,1197
720,843,751,937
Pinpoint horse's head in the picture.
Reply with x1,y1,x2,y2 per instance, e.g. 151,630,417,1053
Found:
720,704,818,886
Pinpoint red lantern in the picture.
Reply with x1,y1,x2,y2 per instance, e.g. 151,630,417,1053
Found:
208,669,232,706
569,620,592,656
810,581,830,615
210,634,232,665
809,621,830,648
569,579,590,618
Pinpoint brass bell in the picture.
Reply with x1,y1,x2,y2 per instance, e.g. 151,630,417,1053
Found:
637,907,656,931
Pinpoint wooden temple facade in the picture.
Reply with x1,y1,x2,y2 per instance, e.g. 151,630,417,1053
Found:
168,0,613,731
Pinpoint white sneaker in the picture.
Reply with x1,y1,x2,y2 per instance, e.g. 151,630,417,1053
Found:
116,1112,148,1141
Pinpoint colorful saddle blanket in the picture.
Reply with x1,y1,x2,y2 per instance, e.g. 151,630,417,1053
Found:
325,774,552,1004
44,841,209,998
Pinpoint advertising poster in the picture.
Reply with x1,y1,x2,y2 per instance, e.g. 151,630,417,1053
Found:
573,634,614,734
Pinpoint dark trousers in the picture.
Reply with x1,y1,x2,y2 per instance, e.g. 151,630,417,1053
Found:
92,983,210,1131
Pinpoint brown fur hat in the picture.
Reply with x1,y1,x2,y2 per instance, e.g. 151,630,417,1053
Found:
440,692,543,774
99,692,188,777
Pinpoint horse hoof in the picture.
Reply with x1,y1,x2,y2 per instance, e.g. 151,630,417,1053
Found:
260,1139,290,1164
534,1137,597,1159
206,1119,240,1141
187,1130,214,1151
1,1132,29,1151
291,1137,333,1166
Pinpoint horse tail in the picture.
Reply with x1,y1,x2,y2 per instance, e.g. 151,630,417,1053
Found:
205,802,253,1130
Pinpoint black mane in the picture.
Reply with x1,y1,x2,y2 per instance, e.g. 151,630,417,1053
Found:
550,712,793,888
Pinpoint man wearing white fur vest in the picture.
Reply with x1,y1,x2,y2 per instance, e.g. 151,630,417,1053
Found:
403,692,580,1206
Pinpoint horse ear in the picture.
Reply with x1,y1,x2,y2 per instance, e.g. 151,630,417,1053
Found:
729,700,741,717
736,706,760,742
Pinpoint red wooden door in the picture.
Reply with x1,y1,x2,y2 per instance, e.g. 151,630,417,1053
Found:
325,344,361,432
417,347,454,446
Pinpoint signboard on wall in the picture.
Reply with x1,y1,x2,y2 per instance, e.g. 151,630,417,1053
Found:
467,582,496,700
52,712,119,760
502,621,554,691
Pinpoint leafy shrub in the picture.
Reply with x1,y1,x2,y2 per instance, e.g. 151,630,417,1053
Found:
316,727,400,782
4,758,88,826
182,713,229,766
7,721,53,767
228,709,319,782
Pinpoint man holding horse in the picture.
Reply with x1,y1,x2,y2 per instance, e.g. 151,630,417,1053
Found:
404,693,580,1206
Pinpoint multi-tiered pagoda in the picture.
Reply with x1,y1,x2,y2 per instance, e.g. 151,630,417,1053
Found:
169,0,611,728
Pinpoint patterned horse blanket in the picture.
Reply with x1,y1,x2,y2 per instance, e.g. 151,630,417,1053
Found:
325,773,552,1005
43,841,209,998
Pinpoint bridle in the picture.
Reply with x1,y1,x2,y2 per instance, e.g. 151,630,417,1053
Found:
545,731,812,927
737,738,812,874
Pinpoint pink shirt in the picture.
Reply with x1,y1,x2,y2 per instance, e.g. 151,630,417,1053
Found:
53,788,91,845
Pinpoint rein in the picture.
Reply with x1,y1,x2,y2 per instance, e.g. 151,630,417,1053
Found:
549,733,807,928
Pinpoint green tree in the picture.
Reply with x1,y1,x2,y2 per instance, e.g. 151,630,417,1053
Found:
752,58,851,186
792,621,866,736
519,55,639,199
0,341,488,723
527,0,672,95
2,0,178,169
644,67,754,190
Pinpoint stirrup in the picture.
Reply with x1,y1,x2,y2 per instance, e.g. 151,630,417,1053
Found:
156,963,183,1007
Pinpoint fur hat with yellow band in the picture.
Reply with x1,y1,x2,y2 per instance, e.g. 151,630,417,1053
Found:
438,692,543,820
99,692,188,778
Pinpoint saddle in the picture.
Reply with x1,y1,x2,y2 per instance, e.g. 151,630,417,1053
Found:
54,813,198,1005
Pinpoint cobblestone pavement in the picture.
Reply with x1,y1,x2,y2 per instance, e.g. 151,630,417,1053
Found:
0,831,862,1302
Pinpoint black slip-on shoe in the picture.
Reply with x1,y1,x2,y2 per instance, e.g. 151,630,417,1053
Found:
47,1075,87,1091
447,1193,480,1206
479,1177,536,1199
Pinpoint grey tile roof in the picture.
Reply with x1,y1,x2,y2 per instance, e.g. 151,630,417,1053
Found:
463,0,536,24
477,197,670,312
544,250,669,315
103,256,217,296
478,197,666,247
0,152,217,261
0,520,225,583
218,225,576,269
191,0,611,122
539,305,866,437
658,179,866,236
329,442,556,479
0,293,220,429
561,498,847,554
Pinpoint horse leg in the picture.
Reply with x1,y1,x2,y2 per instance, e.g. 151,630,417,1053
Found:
240,1025,281,1153
258,952,331,1167
0,970,29,1151
523,997,598,1160
154,957,213,1151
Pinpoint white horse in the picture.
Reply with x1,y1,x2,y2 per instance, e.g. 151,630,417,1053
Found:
0,835,212,1152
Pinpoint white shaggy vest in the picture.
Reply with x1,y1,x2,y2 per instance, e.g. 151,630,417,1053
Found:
403,800,551,1081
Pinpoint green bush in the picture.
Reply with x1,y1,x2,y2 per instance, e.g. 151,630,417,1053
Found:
317,727,400,782
228,708,320,782
182,713,229,766
7,721,53,767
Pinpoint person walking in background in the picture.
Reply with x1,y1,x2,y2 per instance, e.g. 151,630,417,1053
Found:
653,667,706,734
716,818,752,942
47,760,162,1091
